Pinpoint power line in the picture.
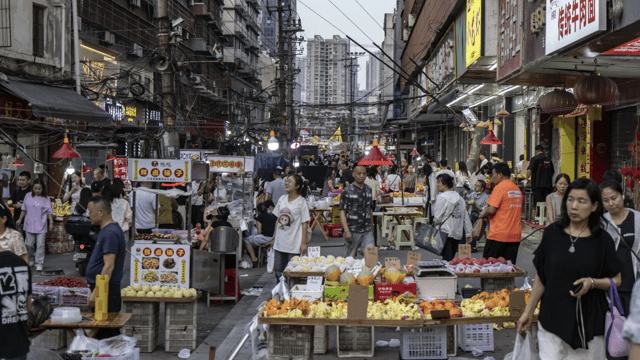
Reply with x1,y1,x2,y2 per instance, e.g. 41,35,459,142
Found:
326,0,375,44
354,0,384,31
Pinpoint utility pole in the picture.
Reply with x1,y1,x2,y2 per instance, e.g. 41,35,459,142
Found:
277,2,286,135
158,0,173,127
345,52,364,157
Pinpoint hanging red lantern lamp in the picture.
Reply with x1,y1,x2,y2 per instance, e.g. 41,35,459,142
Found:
82,164,92,174
410,149,419,156
573,73,618,105
480,123,502,145
53,131,81,159
106,152,116,162
539,88,578,116
387,153,395,160
11,156,25,166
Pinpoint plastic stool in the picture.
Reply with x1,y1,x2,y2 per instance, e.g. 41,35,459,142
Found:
395,224,415,249
534,202,547,225
382,216,397,237
413,217,429,232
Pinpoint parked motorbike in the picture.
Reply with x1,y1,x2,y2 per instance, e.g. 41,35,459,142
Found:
64,215,97,276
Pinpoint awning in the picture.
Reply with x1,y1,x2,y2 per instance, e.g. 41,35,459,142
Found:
0,76,112,125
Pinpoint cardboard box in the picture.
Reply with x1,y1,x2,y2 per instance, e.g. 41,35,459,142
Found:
324,285,374,301
374,282,417,302
95,275,109,321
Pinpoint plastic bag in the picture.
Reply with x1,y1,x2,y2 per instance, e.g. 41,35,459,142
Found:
67,329,99,356
504,333,540,360
98,334,137,356
271,275,290,302
267,248,275,273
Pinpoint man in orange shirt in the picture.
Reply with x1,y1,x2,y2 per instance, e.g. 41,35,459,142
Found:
478,162,523,264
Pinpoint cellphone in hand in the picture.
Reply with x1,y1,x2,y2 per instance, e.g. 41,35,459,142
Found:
573,283,584,294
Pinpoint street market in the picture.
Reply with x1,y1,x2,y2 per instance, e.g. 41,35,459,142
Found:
5,0,640,359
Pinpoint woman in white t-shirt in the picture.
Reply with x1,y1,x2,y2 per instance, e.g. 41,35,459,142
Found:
385,165,401,192
268,174,309,279
455,161,470,196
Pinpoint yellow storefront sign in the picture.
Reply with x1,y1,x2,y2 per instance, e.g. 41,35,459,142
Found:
466,0,482,67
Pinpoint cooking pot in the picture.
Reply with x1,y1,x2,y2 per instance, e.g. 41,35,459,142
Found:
209,226,238,253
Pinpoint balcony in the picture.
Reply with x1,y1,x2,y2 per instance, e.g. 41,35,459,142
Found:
187,38,212,55
223,20,247,39
223,48,248,65
233,0,248,15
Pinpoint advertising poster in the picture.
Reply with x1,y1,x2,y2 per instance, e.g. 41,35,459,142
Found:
130,243,190,288
129,159,191,182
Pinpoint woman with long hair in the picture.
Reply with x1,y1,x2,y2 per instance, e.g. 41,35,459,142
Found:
364,166,382,203
433,171,472,261
198,206,233,251
518,178,623,359
0,201,27,263
73,188,93,216
104,182,133,237
321,167,337,197
16,178,53,271
386,165,401,192
269,174,309,279
601,180,640,360
546,173,570,224
63,171,84,208
404,165,417,193
455,162,470,196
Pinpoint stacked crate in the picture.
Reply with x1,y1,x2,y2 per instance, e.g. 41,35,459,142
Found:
165,301,198,352
121,302,160,352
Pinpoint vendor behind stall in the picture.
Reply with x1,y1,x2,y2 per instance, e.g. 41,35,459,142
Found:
86,195,126,339
198,206,232,251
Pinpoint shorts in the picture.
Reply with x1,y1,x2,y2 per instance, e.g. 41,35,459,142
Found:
482,239,520,264
245,234,273,246
344,231,375,258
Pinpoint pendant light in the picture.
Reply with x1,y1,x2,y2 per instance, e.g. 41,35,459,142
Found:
53,130,80,158
480,123,502,145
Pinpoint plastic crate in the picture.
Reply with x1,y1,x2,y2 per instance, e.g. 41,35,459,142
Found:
314,325,329,355
122,301,160,327
461,287,482,299
480,277,516,292
291,285,323,302
268,325,314,360
414,273,457,301
457,323,494,352
324,224,343,237
165,301,197,327
122,323,159,353
82,349,140,360
31,329,66,350
336,326,374,358
400,326,447,359
165,326,197,353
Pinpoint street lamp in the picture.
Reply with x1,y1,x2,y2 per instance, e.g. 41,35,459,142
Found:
293,158,300,167
267,130,279,151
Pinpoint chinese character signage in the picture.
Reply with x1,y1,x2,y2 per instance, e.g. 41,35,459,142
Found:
206,155,248,173
577,117,591,178
130,243,190,288
498,0,523,80
425,23,456,96
129,159,191,182
114,158,128,181
546,0,606,55
466,0,482,67
603,37,640,56
180,150,202,161
524,0,547,66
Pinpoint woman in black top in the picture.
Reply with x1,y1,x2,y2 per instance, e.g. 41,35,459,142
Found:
243,202,277,264
518,178,623,358
199,206,233,251
601,180,640,360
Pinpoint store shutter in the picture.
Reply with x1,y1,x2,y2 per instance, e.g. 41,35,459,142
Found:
609,108,637,172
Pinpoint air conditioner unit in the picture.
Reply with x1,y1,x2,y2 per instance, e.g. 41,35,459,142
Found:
129,43,143,57
102,31,115,45
130,0,141,7
403,28,410,41
408,14,416,27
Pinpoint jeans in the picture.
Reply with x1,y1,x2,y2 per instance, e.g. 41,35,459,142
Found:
344,231,375,257
25,232,46,267
274,251,296,280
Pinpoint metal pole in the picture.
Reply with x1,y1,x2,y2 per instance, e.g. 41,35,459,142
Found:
71,0,81,94
158,0,174,126
278,2,286,133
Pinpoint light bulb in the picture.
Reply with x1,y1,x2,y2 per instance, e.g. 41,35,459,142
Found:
267,134,279,150
66,164,75,175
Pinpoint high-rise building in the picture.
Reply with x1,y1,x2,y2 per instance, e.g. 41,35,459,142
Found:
366,52,382,93
305,35,351,105
295,56,307,103
381,13,396,106
259,0,297,57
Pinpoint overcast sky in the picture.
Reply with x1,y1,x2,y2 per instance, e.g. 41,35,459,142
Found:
296,0,397,90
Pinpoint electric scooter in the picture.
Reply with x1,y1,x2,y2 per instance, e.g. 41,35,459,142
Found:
64,215,97,276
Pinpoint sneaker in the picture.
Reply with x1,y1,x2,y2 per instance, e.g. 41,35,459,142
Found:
29,260,34,267
36,265,43,271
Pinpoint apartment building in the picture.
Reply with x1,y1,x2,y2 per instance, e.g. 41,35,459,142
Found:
305,35,351,105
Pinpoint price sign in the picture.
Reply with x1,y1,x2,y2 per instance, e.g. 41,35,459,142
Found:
458,244,472,259
385,257,402,271
365,247,378,268
307,246,321,258
307,276,323,292
347,285,369,319
407,251,422,265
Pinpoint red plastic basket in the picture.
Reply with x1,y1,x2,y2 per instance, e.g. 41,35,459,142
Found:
324,224,343,237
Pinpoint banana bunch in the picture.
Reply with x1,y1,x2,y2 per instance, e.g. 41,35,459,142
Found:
51,201,71,216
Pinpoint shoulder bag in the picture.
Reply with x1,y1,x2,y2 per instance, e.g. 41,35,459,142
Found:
415,202,458,255
605,277,630,357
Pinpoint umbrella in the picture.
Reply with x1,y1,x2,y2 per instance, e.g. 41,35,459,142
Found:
358,139,393,166
53,131,80,158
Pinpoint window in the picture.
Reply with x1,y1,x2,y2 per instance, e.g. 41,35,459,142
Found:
32,4,44,57
0,0,10,47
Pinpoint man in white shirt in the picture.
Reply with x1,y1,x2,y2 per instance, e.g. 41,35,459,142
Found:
266,168,286,204
130,182,157,234
516,154,524,174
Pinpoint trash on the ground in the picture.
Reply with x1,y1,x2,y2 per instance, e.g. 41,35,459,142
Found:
240,274,249,277
178,348,191,358
471,346,483,356
375,340,389,347
388,338,400,348
242,287,264,296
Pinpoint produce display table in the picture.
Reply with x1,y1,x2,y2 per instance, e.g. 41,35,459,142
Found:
259,314,537,327
41,312,131,338
121,292,201,303
454,266,526,278
308,207,332,241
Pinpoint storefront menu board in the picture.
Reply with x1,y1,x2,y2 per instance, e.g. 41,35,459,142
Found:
206,155,255,173
131,242,190,288
129,159,192,182
114,158,128,181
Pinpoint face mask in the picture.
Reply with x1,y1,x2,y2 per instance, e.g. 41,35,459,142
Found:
267,209,273,214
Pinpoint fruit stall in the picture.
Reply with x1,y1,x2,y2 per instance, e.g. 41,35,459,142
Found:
265,250,537,359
